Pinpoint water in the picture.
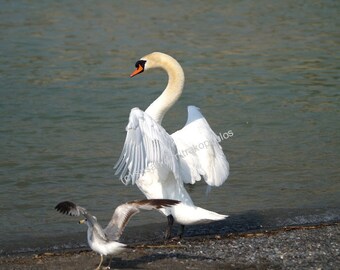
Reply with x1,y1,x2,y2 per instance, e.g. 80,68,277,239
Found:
0,1,339,253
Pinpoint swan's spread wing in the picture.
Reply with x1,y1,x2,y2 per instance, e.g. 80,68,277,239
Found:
104,199,179,241
114,107,180,185
171,106,229,187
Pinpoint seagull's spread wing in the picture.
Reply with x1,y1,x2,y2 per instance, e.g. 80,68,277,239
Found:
104,199,179,241
171,106,229,187
114,108,180,185
55,201,104,238
55,201,88,217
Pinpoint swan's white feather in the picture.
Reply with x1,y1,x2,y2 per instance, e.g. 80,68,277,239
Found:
115,106,228,188
171,106,229,186
114,107,180,185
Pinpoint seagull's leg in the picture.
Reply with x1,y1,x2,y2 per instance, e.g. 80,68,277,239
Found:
164,214,174,240
106,256,113,269
95,254,104,270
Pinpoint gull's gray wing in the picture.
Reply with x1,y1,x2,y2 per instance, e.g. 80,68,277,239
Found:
104,199,180,241
55,201,99,231
55,201,87,216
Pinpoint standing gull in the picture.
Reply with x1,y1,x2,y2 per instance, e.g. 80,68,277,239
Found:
55,199,179,269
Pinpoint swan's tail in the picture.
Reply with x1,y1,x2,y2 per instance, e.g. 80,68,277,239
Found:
172,203,228,225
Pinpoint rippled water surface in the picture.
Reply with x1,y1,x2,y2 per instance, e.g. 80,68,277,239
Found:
0,1,339,252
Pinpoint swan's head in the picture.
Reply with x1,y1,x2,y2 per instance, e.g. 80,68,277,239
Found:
130,52,174,78
130,59,147,77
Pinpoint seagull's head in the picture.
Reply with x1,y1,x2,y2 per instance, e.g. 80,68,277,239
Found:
79,216,97,227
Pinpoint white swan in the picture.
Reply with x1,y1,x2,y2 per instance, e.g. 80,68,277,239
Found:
115,52,229,238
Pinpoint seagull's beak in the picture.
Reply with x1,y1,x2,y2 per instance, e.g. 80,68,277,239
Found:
79,219,86,224
130,64,144,78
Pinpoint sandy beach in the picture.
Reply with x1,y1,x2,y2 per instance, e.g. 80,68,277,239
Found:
1,222,338,270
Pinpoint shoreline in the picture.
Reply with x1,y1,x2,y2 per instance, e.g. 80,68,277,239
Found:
2,207,339,256
1,222,339,269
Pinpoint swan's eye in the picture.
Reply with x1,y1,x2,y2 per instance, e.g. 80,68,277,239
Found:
135,60,146,69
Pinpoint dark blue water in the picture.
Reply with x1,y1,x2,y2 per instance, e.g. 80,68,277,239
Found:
0,1,339,253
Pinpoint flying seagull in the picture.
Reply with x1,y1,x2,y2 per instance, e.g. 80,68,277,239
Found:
55,199,179,269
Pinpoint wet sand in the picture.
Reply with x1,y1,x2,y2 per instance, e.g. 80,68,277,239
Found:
1,223,339,270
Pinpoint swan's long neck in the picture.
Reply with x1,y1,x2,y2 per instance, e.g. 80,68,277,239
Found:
145,56,184,124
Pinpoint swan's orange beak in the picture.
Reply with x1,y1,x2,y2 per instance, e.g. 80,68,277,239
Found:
130,64,144,78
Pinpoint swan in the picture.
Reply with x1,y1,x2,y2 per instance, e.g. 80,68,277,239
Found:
114,52,229,239
55,199,179,269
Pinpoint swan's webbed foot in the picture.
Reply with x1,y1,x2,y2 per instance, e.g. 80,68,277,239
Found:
164,215,174,240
